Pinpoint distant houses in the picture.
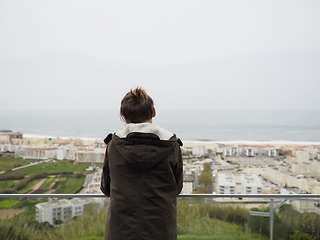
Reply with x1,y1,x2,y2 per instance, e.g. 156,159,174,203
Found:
2,130,320,199
0,130,23,143
0,130,106,162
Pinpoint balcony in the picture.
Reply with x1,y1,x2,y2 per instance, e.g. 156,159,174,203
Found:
1,193,320,240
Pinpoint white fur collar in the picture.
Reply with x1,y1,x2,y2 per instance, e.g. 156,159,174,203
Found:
115,123,173,140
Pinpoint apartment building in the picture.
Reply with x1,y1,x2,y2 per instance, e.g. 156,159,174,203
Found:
216,173,236,194
57,145,77,160
83,171,104,194
0,143,14,153
11,143,105,162
245,148,255,157
182,174,196,194
296,151,311,163
223,147,238,157
0,130,23,143
281,187,319,213
24,146,58,160
291,161,320,175
192,146,207,156
35,198,87,225
75,147,104,163
216,173,263,194
241,173,263,194
263,166,320,194
267,148,277,157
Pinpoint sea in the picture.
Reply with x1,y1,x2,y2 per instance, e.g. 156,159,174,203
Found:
1,109,320,144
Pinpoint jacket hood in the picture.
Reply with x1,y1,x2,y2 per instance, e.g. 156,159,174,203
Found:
115,122,174,140
104,132,182,170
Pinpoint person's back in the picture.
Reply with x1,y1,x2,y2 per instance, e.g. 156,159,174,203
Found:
101,87,183,240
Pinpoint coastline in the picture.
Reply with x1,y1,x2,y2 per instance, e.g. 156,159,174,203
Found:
24,134,320,145
182,140,320,153
3,109,320,143
22,133,320,152
23,133,101,142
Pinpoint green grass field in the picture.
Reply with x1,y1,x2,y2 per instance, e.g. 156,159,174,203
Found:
54,176,85,194
12,160,91,175
0,158,90,194
0,157,36,172
0,199,20,208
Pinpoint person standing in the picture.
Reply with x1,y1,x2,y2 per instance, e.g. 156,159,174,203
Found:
101,87,183,240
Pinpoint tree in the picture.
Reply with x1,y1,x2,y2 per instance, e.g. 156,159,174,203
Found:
203,162,211,172
193,186,210,194
198,171,212,188
197,163,213,193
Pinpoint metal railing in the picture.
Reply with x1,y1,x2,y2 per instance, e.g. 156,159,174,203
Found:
1,193,320,240
1,193,320,199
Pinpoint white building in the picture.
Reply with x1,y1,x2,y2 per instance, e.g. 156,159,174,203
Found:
0,131,23,143
216,173,263,195
291,161,320,175
223,148,235,157
182,174,195,194
215,146,223,155
295,151,310,163
83,171,104,194
245,148,255,157
216,173,236,194
35,198,87,225
75,147,105,163
267,149,277,157
241,173,263,194
281,188,319,213
192,146,207,156
0,143,14,153
24,146,57,160
57,145,77,160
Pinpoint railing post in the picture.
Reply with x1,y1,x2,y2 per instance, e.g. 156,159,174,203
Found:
269,199,274,240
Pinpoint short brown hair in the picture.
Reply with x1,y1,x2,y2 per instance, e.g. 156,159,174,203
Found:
120,87,155,123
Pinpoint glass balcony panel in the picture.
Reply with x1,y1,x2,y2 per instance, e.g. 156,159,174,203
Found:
0,194,319,240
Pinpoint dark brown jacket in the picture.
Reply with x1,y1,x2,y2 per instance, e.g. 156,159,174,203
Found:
101,132,183,240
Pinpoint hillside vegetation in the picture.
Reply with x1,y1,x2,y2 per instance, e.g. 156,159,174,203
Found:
0,201,268,240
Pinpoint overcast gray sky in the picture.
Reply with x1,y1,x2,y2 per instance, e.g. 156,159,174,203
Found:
1,0,320,111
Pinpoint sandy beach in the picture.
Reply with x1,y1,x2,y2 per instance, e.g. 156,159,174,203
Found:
182,140,320,152
22,135,320,149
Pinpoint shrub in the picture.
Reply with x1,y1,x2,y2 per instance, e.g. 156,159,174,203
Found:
0,189,17,194
207,205,248,226
0,173,25,181
0,225,29,240
290,230,314,240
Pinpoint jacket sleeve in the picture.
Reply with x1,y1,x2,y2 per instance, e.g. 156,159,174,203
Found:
100,147,111,197
174,144,183,195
